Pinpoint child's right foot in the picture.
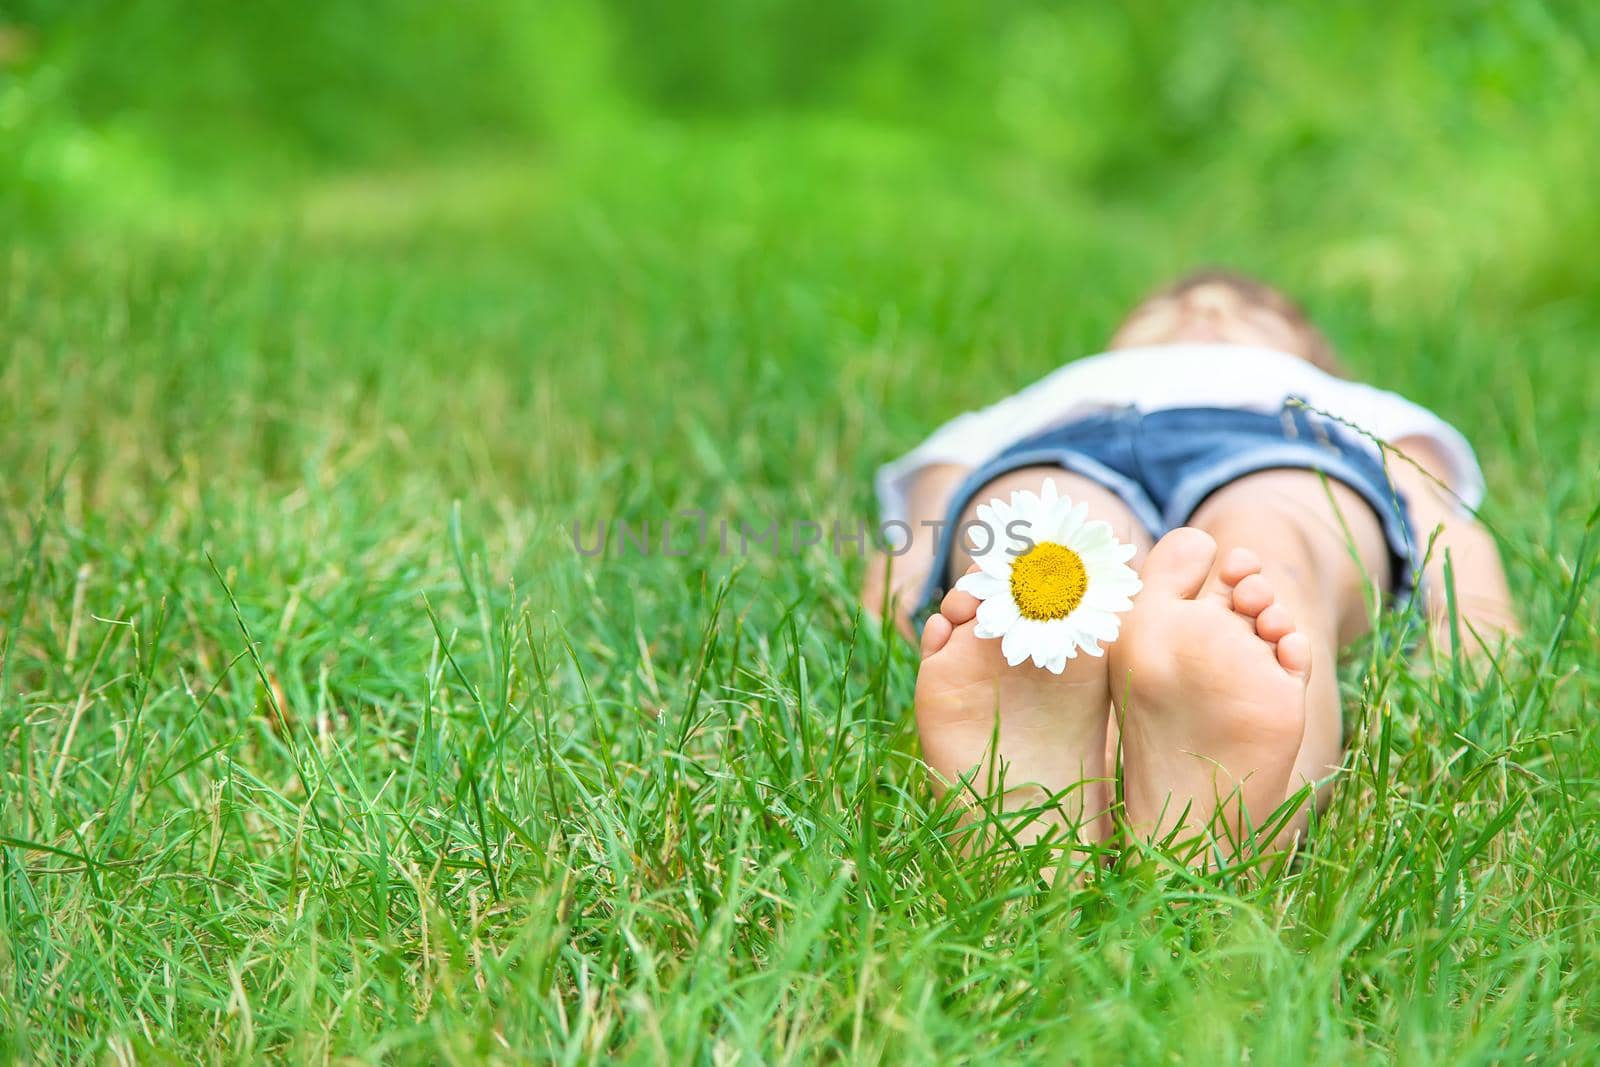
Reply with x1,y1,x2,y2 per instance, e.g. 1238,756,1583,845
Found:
915,567,1114,854
1110,528,1311,859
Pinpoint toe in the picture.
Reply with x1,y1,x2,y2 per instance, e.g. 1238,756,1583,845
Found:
1200,546,1261,604
1255,603,1295,643
940,577,981,626
920,613,953,657
1231,573,1276,617
1276,631,1312,676
1138,527,1217,601
1218,547,1262,585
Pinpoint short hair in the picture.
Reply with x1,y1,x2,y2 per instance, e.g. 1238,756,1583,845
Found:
1129,268,1347,377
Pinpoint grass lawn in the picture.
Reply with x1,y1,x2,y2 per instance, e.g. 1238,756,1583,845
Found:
4,4,1600,1062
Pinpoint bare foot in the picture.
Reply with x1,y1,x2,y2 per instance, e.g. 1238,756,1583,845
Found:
1110,528,1311,861
915,566,1114,860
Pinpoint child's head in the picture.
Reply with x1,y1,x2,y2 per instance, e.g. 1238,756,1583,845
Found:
1109,269,1346,376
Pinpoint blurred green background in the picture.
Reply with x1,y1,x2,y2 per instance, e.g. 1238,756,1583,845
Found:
5,0,1598,307
6,0,1600,510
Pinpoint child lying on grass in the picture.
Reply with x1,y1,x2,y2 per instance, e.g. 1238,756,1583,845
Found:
865,270,1518,863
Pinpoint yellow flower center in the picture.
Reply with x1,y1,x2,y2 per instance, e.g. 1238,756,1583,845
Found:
1009,542,1087,620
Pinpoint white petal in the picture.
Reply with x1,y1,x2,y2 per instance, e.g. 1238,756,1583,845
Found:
1080,545,1114,571
974,597,1020,637
1076,609,1122,643
1107,579,1145,604
1041,483,1076,537
955,570,1007,601
1040,504,1072,543
1085,564,1142,594
1082,585,1135,612
1069,520,1115,553
971,541,1014,579
1037,499,1066,539
974,500,1007,542
1101,566,1144,590
1034,618,1078,660
1081,575,1132,601
1079,541,1131,567
1001,621,1035,666
975,501,998,527
1049,501,1086,543
1030,621,1075,667
1006,512,1040,541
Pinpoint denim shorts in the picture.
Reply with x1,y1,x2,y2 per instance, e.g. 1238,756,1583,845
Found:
914,403,1417,624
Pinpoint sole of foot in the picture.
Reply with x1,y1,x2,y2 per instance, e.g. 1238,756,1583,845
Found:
914,566,1114,855
1109,527,1311,860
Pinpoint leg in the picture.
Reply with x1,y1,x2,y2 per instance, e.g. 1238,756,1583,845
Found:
1112,471,1387,859
915,467,1152,867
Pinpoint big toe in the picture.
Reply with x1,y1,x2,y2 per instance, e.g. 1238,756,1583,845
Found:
939,566,983,626
1137,527,1218,601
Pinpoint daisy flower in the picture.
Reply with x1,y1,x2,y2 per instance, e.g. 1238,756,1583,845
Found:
954,479,1142,673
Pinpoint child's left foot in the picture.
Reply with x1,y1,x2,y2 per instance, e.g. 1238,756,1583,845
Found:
915,566,1114,853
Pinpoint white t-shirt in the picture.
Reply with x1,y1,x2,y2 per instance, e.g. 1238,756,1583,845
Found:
875,343,1483,528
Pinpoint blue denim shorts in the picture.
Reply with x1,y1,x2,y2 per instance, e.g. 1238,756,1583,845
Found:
915,403,1417,624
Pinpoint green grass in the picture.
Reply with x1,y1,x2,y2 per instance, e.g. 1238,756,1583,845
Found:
5,3,1600,1062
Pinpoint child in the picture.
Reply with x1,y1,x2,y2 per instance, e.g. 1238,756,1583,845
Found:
865,270,1518,861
